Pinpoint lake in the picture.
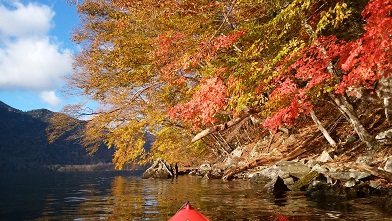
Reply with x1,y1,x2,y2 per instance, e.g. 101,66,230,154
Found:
0,171,391,220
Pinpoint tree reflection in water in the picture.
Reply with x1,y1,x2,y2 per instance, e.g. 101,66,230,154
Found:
4,172,387,221
75,175,391,220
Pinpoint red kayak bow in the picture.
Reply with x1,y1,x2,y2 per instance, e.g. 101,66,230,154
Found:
168,202,210,221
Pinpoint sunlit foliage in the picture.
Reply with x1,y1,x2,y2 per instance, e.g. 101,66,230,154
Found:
60,0,391,168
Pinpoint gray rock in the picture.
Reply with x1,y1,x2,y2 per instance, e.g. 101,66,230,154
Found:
369,180,383,190
356,155,371,165
375,129,392,141
276,161,311,179
203,169,224,179
249,165,280,184
249,172,274,184
317,150,333,163
260,165,282,179
198,163,212,176
231,147,243,158
306,174,348,198
191,163,224,179
142,158,174,179
384,156,392,173
311,164,329,173
344,178,357,188
250,162,311,188
305,159,318,168
283,177,295,186
329,170,371,181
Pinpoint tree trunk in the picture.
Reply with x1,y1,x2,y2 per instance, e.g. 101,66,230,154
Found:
310,110,338,149
329,93,376,149
303,21,376,150
378,76,392,124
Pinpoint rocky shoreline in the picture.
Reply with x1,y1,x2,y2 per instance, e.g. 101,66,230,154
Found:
143,153,392,214
187,154,392,214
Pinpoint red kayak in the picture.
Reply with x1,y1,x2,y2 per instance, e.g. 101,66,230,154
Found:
168,202,210,221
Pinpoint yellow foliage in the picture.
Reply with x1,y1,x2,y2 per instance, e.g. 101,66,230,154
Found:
316,2,351,35
60,0,356,169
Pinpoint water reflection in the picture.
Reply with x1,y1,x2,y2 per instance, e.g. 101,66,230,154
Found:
0,172,391,220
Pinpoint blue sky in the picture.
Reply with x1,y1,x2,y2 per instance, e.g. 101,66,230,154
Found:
0,0,82,112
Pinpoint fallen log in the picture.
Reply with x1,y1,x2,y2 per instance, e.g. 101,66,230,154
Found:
191,115,251,142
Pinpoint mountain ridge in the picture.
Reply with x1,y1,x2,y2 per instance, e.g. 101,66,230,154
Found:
0,101,114,172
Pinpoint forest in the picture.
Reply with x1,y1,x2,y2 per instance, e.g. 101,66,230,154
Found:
51,0,391,177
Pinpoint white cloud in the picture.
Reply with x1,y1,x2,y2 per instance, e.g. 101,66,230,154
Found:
0,0,73,108
0,1,53,39
39,90,61,107
0,37,72,91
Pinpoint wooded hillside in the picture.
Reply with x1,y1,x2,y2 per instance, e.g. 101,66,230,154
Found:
0,101,114,172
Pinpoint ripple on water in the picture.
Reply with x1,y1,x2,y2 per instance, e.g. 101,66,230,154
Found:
64,196,87,203
1,172,391,221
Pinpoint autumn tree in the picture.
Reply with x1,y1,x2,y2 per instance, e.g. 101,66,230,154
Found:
170,0,354,144
56,0,255,168
267,0,391,149
59,0,391,170
174,0,391,152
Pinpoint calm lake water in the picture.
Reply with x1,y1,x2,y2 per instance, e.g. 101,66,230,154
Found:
0,171,391,221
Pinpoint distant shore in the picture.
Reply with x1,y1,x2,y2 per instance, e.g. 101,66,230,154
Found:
46,163,148,172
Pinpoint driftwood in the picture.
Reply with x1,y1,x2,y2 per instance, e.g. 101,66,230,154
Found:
192,107,261,143
191,115,251,142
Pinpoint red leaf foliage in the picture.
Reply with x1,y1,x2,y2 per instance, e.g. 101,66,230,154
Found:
262,0,391,132
169,77,228,129
213,30,246,50
336,0,392,93
262,79,312,133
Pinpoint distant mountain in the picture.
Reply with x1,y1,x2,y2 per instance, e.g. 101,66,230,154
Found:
0,101,114,173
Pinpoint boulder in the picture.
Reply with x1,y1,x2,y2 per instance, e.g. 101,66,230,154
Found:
276,161,311,179
142,158,175,179
249,161,310,189
249,165,280,184
264,176,290,195
292,171,319,191
249,173,273,184
305,173,348,199
197,163,212,176
328,170,372,181
189,163,224,179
